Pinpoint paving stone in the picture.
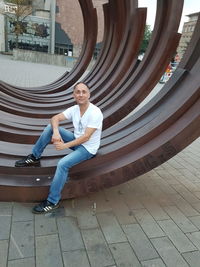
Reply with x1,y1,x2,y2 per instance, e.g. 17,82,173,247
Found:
0,202,13,215
57,217,84,251
0,240,8,267
133,209,164,238
76,210,99,230
145,184,173,206
36,234,63,267
193,191,200,200
169,194,199,216
157,180,178,195
167,168,184,177
189,215,200,230
109,242,141,267
165,158,184,170
186,231,200,250
12,203,33,222
151,237,189,267
157,220,196,253
177,169,200,182
0,215,11,240
8,221,34,260
81,228,114,267
181,154,200,170
118,183,144,210
97,211,127,243
182,251,200,267
171,184,200,204
141,258,166,267
142,176,159,187
164,206,198,233
62,199,76,217
182,154,200,169
75,197,99,230
139,174,154,183
140,197,169,221
122,224,158,261
63,250,90,267
154,165,164,170
104,188,136,224
191,202,200,213
7,257,35,267
153,169,179,185
88,191,113,213
174,176,199,192
129,178,150,198
35,214,58,236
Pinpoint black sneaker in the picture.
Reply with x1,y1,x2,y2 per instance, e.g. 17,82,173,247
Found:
15,154,40,167
32,200,59,214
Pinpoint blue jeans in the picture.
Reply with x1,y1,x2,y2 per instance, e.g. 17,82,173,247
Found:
32,124,94,204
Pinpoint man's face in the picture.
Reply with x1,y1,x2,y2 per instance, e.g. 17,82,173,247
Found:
73,83,90,105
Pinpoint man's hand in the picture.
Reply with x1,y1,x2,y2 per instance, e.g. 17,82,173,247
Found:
51,132,63,144
54,140,68,150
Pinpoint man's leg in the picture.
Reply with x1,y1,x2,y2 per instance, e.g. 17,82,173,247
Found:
32,145,94,213
33,125,75,158
15,124,53,167
32,124,53,158
15,125,75,167
47,145,94,204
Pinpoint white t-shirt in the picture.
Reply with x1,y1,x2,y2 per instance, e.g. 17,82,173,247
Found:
62,103,103,154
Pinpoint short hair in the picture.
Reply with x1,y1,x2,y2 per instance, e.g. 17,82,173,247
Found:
73,82,90,91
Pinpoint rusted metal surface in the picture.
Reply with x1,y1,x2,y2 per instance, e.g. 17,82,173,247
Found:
1,0,183,123
0,2,199,202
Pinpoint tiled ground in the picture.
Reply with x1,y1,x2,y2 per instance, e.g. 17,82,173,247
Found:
1,54,200,266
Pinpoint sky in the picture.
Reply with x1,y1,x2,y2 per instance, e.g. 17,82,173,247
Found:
138,0,200,32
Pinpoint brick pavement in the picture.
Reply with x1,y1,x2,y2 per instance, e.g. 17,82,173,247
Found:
1,54,200,267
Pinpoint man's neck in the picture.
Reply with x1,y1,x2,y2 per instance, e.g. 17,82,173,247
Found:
79,102,90,116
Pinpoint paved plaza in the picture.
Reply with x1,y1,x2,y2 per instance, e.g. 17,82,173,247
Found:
1,54,200,267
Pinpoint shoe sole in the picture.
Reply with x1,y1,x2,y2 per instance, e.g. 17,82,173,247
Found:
15,162,41,167
32,204,59,214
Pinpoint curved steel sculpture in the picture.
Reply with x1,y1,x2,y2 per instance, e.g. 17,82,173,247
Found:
0,0,199,202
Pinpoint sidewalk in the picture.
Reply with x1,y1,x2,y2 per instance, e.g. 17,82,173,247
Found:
1,54,200,267
0,54,67,87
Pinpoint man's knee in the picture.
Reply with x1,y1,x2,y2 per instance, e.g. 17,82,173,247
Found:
46,124,52,131
57,158,68,170
42,124,53,134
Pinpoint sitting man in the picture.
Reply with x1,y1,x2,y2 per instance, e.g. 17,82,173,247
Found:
15,82,103,214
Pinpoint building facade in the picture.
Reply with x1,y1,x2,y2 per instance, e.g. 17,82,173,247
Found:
0,0,55,53
177,12,198,59
0,12,5,51
56,0,106,56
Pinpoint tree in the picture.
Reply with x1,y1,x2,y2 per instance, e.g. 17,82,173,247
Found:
139,24,152,55
4,0,33,49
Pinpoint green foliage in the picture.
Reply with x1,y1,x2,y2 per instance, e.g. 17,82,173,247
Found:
139,25,152,54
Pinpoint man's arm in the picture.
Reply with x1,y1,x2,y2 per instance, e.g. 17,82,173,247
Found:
54,127,96,150
51,113,66,143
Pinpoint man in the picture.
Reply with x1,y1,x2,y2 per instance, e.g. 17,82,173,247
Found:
15,82,103,214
